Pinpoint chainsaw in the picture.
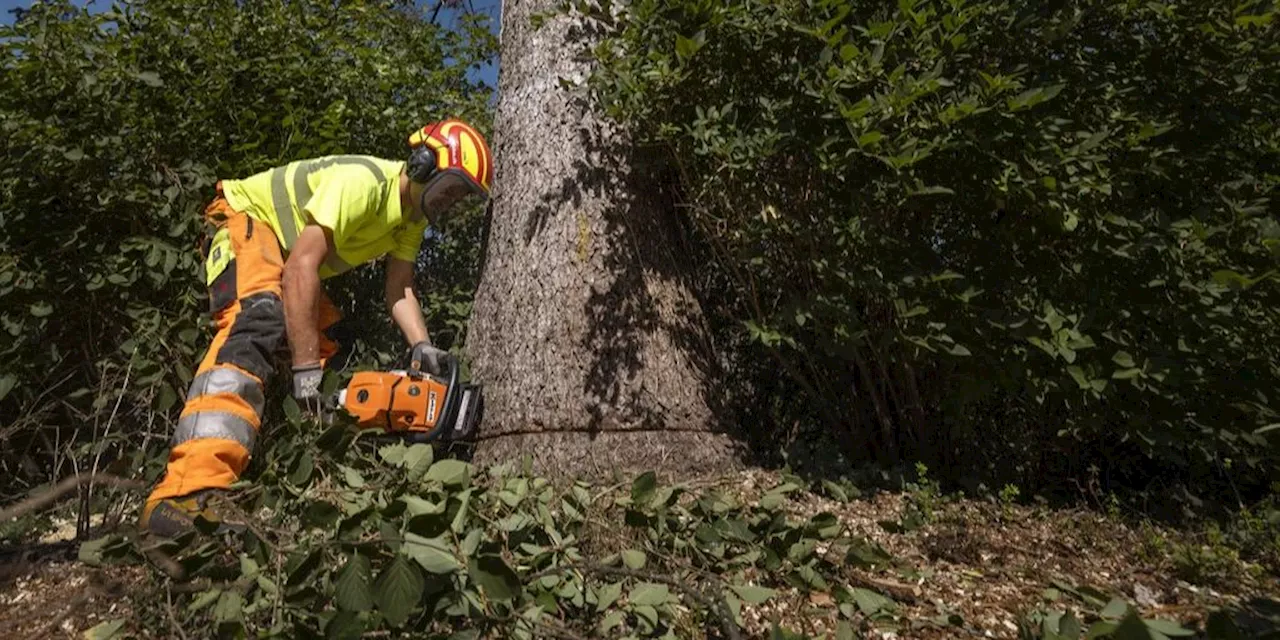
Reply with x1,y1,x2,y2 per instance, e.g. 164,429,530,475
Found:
332,353,483,443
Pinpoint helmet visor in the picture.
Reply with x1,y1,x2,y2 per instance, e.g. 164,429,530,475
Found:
419,170,481,226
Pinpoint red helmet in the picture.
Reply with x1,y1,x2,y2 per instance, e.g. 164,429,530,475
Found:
407,118,493,197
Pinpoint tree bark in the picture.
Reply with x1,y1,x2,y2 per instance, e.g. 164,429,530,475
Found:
464,0,744,478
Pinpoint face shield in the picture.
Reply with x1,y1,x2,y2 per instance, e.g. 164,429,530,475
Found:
418,170,482,229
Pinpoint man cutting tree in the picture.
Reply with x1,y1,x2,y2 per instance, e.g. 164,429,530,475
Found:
140,119,494,537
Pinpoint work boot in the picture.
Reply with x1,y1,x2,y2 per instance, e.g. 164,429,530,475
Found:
139,489,248,538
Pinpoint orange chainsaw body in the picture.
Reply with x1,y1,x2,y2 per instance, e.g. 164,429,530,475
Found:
335,364,483,443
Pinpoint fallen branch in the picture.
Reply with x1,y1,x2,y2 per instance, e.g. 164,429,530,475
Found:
0,473,145,523
848,568,919,603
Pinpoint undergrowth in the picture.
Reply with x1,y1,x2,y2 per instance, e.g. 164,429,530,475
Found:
63,410,1267,640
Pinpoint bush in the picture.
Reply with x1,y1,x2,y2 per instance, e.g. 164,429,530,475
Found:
583,0,1280,498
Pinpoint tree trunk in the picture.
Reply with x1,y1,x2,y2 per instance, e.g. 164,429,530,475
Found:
464,0,744,478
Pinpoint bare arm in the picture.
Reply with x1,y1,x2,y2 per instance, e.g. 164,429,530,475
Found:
385,257,429,346
282,225,332,368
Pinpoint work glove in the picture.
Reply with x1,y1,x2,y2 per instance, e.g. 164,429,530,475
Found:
409,341,448,377
292,362,324,412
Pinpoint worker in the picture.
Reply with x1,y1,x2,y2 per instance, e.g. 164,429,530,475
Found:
139,119,493,537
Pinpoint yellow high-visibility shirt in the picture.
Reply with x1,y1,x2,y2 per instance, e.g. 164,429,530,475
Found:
220,155,425,279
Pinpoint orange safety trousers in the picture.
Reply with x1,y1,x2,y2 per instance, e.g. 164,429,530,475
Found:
146,189,343,504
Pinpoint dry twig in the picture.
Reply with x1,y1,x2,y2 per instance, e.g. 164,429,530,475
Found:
0,473,144,524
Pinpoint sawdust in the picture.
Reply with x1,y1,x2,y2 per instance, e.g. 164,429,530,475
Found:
0,558,146,639
742,479,1278,639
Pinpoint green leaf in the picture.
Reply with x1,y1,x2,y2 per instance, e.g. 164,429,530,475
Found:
0,374,15,402
730,584,776,604
401,495,445,517
1008,83,1065,111
83,619,127,640
375,555,424,627
715,517,756,543
78,536,110,566
621,549,646,570
239,555,260,580
155,383,177,413
424,459,470,487
1206,610,1244,640
846,537,894,567
135,71,164,87
402,533,461,574
1087,620,1121,638
858,131,884,147
403,443,434,480
1063,211,1080,234
1236,13,1275,27
760,491,784,510
596,581,623,612
214,590,243,624
634,604,660,630
629,583,670,606
187,589,221,613
788,538,817,562
807,512,841,539
1112,351,1136,368
29,302,53,317
835,620,855,640
468,555,521,602
325,611,365,640
1144,619,1194,637
1111,609,1156,639
304,499,341,528
462,528,482,557
342,465,366,488
283,396,301,424
1212,270,1257,290
1067,366,1091,389
335,553,374,612
1061,612,1082,638
451,488,474,534
820,479,851,502
851,588,894,615
910,185,955,197
631,471,657,504
1100,598,1131,619
289,451,314,486
378,443,407,465
600,610,626,633
286,549,322,586
675,31,704,61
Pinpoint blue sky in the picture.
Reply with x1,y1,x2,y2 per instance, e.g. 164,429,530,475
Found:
0,0,502,89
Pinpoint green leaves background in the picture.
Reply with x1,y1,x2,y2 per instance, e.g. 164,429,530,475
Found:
583,0,1280,496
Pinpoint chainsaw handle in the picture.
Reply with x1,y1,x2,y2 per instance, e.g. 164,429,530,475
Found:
402,353,461,444
435,353,462,438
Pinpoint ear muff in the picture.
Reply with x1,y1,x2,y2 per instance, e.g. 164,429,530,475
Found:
407,146,437,184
